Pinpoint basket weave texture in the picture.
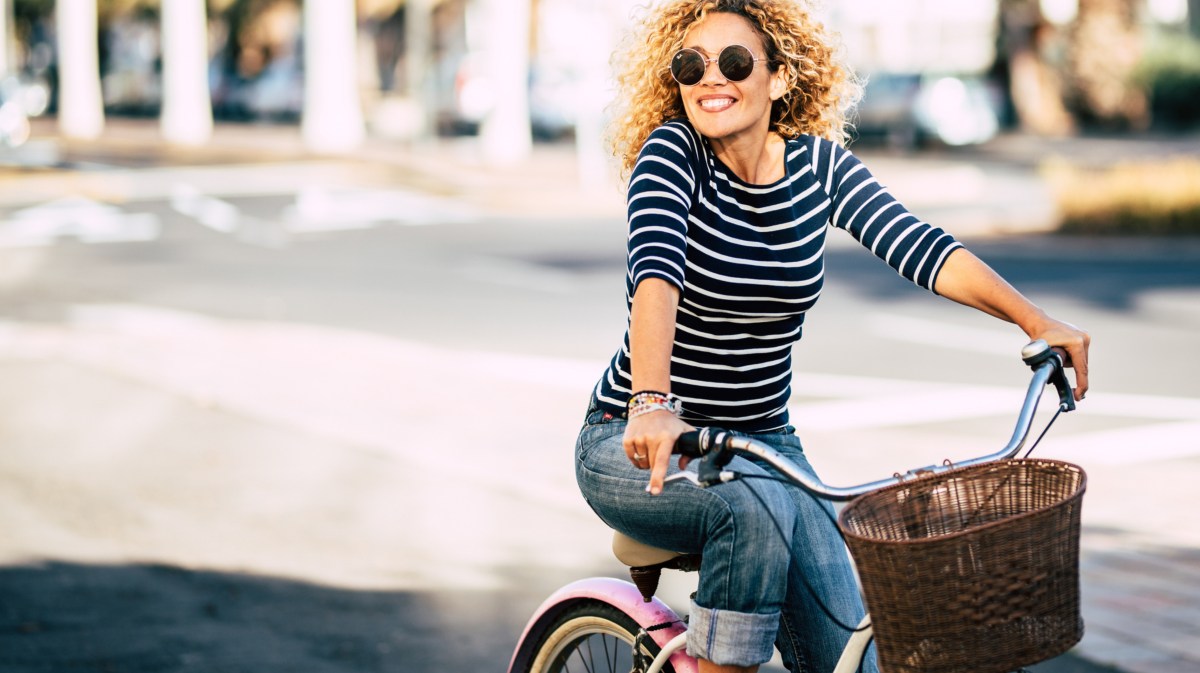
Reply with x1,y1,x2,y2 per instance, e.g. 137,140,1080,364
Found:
837,459,1087,673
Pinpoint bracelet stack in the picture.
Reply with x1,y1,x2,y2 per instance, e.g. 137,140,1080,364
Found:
627,390,683,419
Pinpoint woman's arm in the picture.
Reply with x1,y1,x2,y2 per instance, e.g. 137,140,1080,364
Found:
625,278,695,495
934,248,1091,400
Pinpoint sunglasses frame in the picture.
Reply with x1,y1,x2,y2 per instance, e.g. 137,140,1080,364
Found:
669,44,766,86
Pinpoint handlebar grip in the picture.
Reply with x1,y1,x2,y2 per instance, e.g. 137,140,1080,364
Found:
1022,339,1076,411
675,430,705,458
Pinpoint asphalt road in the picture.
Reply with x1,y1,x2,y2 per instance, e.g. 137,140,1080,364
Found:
1,192,1196,672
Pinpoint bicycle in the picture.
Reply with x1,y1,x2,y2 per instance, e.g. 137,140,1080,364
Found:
507,340,1083,673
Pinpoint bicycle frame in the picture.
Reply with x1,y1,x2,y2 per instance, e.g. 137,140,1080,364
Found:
509,340,1074,673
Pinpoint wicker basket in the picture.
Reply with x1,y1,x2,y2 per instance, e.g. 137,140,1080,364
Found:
837,459,1086,673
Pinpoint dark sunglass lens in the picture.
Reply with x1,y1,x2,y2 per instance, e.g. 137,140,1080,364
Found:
718,45,755,81
671,50,705,85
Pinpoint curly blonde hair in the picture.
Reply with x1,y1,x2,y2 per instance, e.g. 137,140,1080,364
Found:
608,0,862,180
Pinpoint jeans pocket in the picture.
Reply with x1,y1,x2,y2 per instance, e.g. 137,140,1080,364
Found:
576,417,625,464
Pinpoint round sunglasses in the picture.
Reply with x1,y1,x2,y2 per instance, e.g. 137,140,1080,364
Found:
669,44,766,86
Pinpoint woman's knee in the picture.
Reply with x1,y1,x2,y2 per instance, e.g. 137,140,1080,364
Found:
705,477,796,554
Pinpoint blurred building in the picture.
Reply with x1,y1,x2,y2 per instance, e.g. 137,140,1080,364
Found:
0,0,1197,147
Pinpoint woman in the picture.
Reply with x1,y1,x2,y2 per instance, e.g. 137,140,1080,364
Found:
574,2,1091,672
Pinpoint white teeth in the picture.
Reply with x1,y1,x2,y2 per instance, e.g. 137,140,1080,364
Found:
700,98,733,109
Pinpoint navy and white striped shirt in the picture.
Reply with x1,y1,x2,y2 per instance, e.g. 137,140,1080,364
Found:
595,119,962,432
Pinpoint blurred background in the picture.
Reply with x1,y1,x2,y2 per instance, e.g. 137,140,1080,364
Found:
1,1,1199,672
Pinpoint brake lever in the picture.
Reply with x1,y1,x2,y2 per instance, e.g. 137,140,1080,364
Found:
663,469,738,488
664,472,701,486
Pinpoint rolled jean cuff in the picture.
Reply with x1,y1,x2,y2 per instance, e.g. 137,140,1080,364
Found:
686,599,778,666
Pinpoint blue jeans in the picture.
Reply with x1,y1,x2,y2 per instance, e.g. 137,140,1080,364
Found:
574,403,878,672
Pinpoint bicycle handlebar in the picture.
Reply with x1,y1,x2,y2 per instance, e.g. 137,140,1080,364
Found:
669,339,1076,501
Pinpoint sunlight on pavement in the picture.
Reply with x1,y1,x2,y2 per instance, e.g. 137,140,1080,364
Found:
1,302,1198,673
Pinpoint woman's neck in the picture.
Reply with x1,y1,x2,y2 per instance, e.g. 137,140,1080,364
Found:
709,130,786,185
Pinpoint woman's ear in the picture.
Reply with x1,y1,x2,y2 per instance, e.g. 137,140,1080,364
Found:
769,65,787,101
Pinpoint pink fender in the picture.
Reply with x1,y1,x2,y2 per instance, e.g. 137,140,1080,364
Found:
508,576,697,673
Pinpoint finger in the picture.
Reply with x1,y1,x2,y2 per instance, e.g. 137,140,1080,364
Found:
647,440,672,496
678,455,692,471
1070,343,1089,401
623,434,643,465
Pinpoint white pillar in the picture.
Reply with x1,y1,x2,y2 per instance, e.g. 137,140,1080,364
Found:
160,0,213,146
1,0,11,75
478,0,532,166
405,0,434,141
56,0,105,140
573,1,619,191
302,0,365,153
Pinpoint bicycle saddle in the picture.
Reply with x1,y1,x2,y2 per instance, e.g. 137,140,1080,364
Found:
612,531,683,567
612,531,701,602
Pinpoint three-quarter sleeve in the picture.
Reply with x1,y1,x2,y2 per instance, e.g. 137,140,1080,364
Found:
821,140,962,293
625,123,698,296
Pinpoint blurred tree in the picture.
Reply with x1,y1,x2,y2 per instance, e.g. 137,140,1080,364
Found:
209,0,301,120
997,0,1075,134
1136,32,1200,129
996,0,1155,133
1062,0,1149,129
96,0,157,21
215,0,298,82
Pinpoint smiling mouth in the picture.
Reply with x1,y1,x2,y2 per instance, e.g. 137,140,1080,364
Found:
698,97,735,112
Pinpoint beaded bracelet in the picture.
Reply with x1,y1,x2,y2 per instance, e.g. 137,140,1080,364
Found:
627,390,682,419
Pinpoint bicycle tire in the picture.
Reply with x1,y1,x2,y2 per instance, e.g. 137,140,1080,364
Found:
511,599,676,673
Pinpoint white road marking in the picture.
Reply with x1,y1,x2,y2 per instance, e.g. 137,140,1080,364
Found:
0,197,160,248
283,186,477,231
168,183,478,245
169,183,240,233
1045,421,1200,466
169,183,289,249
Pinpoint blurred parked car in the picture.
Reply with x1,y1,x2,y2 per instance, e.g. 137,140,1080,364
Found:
854,72,1002,148
435,54,580,140
0,74,51,149
210,51,304,122
528,63,579,141
100,18,161,116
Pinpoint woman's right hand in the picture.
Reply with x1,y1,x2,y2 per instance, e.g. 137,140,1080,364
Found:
623,410,695,495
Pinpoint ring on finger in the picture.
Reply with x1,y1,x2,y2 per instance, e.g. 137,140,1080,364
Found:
633,453,645,460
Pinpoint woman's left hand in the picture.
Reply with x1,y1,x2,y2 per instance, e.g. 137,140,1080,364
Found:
1029,317,1090,401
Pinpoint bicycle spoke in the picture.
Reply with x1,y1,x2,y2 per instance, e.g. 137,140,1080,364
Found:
584,636,596,673
525,607,642,673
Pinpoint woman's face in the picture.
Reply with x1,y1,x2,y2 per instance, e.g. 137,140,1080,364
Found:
677,12,784,145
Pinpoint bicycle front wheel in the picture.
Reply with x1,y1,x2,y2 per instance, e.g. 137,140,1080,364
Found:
513,600,676,673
